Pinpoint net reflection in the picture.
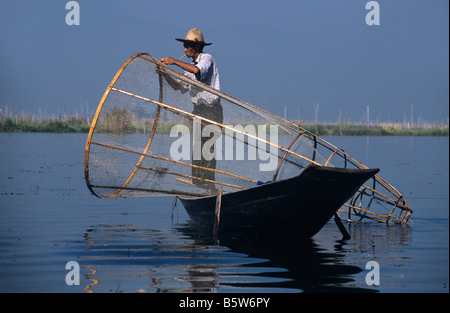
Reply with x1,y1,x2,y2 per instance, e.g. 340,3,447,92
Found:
78,221,408,293
80,224,281,293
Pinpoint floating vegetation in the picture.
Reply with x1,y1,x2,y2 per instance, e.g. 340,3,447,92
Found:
0,116,90,133
1,112,447,136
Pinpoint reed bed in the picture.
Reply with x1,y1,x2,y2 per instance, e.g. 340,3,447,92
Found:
0,114,448,136
300,122,448,137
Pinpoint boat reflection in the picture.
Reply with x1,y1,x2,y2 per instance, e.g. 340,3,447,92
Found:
79,221,410,293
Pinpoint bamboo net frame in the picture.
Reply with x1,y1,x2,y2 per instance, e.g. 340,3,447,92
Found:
84,53,412,224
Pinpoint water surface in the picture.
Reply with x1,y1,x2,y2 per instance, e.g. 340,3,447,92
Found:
0,133,448,292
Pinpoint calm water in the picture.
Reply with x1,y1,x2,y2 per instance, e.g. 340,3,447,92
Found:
0,133,448,293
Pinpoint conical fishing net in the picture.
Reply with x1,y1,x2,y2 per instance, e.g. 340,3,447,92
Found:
84,53,412,224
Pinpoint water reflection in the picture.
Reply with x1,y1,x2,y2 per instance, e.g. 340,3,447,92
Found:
80,224,286,293
1,134,443,293
78,221,415,293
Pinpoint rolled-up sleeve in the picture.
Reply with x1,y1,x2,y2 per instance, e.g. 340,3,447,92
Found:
195,54,213,81
184,53,220,106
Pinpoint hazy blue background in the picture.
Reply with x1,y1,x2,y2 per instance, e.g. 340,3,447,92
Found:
1,0,448,124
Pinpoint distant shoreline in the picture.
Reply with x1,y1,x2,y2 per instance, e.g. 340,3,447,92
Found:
0,117,90,133
299,122,449,137
0,116,448,136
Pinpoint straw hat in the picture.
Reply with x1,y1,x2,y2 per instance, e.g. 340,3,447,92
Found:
176,28,212,46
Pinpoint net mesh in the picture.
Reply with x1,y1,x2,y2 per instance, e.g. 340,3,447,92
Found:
84,53,412,224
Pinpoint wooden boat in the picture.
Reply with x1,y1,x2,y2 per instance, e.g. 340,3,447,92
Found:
84,53,412,240
179,165,379,238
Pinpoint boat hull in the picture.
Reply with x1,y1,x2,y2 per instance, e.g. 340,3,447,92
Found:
178,165,379,238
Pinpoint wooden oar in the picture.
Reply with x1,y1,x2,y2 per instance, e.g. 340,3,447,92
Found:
334,213,351,240
213,185,223,242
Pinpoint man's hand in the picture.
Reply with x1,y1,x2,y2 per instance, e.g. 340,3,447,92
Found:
160,57,177,65
160,56,200,75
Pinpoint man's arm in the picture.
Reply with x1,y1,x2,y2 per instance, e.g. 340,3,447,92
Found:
160,70,182,91
160,57,200,75
155,63,188,93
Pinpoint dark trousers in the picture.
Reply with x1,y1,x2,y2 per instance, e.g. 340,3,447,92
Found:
191,101,223,189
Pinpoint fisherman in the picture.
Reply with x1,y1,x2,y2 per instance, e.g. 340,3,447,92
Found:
160,28,223,192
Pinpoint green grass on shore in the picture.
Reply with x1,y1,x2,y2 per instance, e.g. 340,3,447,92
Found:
0,117,90,133
301,123,449,137
0,117,448,136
